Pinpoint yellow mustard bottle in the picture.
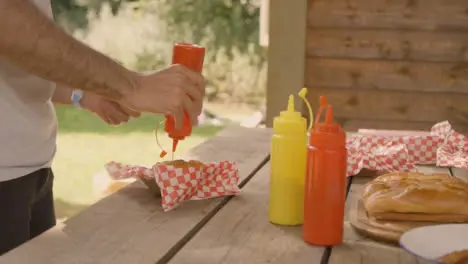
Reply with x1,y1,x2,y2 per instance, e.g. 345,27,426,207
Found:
269,88,313,225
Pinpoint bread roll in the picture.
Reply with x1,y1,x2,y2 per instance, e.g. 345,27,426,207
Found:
161,159,204,168
362,172,468,222
438,250,468,264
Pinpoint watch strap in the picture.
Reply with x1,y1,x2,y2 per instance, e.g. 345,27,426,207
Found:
71,89,84,108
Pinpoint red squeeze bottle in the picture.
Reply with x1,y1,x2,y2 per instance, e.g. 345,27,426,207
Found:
163,43,205,156
303,96,347,246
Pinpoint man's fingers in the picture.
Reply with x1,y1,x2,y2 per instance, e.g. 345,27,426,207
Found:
176,66,205,122
108,116,120,125
181,83,203,104
189,95,203,120
182,95,198,126
195,98,203,116
105,113,122,125
106,102,130,124
175,71,202,103
176,65,205,95
173,108,184,130
97,112,114,125
120,105,141,118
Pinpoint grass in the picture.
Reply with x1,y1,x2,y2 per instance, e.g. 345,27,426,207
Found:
52,105,224,219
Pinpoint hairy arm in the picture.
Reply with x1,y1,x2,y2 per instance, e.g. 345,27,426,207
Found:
0,0,139,101
51,84,73,105
52,85,97,109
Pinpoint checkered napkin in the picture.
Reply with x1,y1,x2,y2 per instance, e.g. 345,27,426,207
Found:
346,121,468,176
105,162,154,181
436,123,468,169
105,161,240,211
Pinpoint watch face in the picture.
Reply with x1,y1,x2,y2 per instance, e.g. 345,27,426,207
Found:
71,90,83,107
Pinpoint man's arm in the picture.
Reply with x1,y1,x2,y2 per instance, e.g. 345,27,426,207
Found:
0,0,139,101
52,85,73,105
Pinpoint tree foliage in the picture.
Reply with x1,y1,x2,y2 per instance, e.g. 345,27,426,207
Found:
51,0,125,30
52,0,262,58
160,0,261,57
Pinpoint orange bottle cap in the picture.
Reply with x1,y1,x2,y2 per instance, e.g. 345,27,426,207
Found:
309,96,345,149
172,43,205,72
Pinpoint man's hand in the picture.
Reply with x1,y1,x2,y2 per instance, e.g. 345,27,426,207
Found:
119,64,205,129
81,93,140,125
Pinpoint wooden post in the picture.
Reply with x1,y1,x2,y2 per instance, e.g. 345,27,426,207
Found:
265,0,307,127
259,0,269,47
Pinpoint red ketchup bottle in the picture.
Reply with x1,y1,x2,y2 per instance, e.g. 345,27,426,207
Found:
303,96,347,246
163,43,205,157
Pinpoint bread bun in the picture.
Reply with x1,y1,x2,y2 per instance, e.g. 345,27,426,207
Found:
362,172,468,222
438,249,468,264
161,159,205,168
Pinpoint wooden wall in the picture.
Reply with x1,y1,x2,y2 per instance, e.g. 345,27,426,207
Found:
304,0,468,132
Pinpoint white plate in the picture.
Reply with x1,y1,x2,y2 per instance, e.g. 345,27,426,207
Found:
399,224,468,263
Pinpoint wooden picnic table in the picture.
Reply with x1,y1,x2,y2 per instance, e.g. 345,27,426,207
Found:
1,126,467,264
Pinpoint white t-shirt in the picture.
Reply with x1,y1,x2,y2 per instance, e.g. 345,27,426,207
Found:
0,0,57,181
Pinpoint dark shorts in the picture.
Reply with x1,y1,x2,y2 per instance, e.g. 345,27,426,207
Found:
0,168,56,255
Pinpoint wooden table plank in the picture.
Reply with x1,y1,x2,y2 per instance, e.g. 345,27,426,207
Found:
328,165,448,264
450,168,468,182
169,163,326,264
0,126,272,264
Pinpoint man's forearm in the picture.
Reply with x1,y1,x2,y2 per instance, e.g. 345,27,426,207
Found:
0,0,139,101
52,84,73,105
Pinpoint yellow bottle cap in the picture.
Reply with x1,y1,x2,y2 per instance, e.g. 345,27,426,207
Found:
273,88,314,136
298,87,314,131
273,94,306,135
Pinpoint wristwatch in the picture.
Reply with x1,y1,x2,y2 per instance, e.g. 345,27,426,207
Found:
71,89,84,108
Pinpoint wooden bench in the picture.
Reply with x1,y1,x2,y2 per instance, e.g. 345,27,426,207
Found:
0,126,466,264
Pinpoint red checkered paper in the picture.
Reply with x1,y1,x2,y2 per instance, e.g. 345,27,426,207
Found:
153,161,239,211
346,121,468,176
437,125,468,169
105,162,154,181
105,161,240,211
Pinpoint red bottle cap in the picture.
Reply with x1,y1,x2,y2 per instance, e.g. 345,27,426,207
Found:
309,96,345,149
164,43,205,152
